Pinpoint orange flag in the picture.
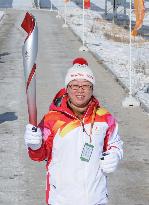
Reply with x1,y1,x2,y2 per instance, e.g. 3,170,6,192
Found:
84,0,90,9
131,0,145,36
64,0,69,3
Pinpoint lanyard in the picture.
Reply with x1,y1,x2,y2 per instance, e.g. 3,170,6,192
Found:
82,106,96,143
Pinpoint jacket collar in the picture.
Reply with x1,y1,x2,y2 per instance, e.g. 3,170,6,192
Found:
49,88,100,119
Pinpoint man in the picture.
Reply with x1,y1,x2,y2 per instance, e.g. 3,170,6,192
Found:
24,57,123,205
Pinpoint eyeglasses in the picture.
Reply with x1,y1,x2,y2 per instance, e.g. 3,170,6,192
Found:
68,84,93,91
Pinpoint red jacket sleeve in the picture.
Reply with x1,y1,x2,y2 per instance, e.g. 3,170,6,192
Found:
103,113,123,159
28,116,54,162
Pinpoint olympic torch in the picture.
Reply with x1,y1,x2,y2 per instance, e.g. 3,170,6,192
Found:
21,12,38,127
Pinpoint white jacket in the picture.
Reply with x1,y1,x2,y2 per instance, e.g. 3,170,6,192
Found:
28,89,123,205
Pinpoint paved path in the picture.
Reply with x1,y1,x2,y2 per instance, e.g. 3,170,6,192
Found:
0,0,13,8
12,0,34,9
0,11,4,21
0,0,34,9
0,9,149,205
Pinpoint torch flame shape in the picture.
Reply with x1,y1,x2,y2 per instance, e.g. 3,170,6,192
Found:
21,12,38,127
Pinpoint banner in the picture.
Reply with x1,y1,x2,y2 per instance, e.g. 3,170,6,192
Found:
131,0,145,36
84,0,90,9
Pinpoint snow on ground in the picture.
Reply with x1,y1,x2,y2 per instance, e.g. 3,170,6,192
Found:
51,0,149,112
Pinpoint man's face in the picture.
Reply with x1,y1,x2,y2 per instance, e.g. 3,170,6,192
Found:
67,79,93,108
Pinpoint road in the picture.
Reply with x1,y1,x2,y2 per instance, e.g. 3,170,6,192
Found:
0,0,34,9
0,0,13,8
0,7,149,205
39,0,51,8
0,0,57,9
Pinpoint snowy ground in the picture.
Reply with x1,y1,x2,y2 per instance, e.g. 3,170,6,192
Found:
50,0,149,112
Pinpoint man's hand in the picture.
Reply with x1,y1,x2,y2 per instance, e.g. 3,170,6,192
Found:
24,124,42,150
100,151,119,174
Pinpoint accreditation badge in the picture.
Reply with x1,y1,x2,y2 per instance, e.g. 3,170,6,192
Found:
80,143,94,162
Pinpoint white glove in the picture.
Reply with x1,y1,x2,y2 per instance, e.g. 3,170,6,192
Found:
24,124,42,150
100,151,119,174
